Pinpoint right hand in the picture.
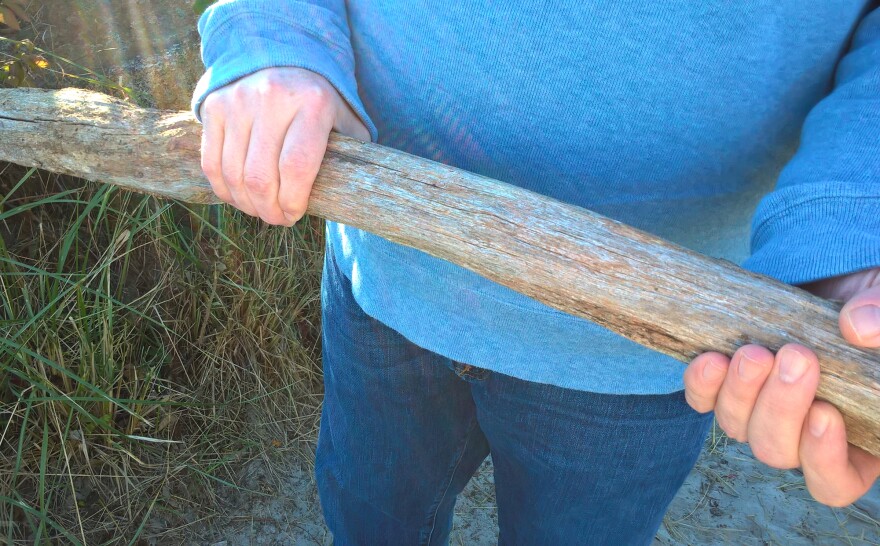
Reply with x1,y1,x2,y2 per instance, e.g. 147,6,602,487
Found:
199,67,370,226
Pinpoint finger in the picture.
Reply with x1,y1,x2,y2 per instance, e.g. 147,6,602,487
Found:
200,106,231,203
277,108,335,223
801,401,880,507
802,268,880,301
713,345,775,442
220,115,258,217
839,284,880,348
242,114,296,226
334,99,371,142
683,352,730,413
748,344,819,468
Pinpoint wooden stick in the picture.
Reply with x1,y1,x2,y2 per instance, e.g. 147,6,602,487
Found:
2,87,878,456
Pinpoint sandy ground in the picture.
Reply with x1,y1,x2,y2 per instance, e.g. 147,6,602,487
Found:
183,426,880,546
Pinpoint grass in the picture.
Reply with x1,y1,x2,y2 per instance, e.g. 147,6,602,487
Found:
1,12,327,543
0,163,326,543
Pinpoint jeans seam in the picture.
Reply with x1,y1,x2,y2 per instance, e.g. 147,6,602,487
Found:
422,417,479,545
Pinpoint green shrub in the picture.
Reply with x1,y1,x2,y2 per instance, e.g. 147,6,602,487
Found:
193,0,220,16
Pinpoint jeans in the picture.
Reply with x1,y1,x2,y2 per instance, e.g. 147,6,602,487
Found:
316,248,713,545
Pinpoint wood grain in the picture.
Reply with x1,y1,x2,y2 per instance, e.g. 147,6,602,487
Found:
2,87,878,456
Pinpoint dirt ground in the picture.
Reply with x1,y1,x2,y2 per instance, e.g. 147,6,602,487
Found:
180,428,880,545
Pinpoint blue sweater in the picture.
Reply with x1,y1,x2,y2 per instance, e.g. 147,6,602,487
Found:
193,1,880,394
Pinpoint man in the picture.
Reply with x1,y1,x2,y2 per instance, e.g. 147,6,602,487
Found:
193,1,880,543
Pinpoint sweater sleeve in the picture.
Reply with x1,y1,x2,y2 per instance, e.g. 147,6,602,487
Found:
190,0,378,141
743,6,880,284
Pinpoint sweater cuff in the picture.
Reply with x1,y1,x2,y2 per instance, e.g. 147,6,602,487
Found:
743,182,880,284
191,7,377,141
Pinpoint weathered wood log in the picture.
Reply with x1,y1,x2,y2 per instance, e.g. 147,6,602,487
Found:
1,87,878,456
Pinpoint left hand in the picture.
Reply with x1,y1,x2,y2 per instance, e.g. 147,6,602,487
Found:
684,267,880,507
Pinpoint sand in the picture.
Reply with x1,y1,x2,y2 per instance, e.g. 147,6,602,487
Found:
186,428,880,545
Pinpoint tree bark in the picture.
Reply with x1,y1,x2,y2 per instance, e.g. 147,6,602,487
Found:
1,87,878,456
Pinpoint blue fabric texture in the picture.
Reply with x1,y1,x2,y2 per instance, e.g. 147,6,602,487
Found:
193,1,880,394
318,247,712,544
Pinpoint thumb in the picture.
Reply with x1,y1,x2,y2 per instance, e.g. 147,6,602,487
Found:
839,284,880,348
334,99,371,143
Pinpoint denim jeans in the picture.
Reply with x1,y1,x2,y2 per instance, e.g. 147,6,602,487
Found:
316,248,713,545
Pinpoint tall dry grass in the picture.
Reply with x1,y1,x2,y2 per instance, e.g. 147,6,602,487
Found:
0,162,326,544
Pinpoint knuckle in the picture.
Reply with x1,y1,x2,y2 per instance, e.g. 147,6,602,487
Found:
280,205,305,222
813,491,852,508
202,165,219,183
684,391,711,414
715,413,745,442
279,151,315,180
233,203,257,217
201,93,222,115
724,388,757,408
259,75,290,97
221,167,243,189
750,442,797,469
207,182,232,203
242,172,275,194
264,215,291,227
298,81,334,110
230,82,250,102
201,157,220,180
277,185,309,217
756,396,799,422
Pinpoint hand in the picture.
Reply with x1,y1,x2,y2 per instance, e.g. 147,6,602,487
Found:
684,267,880,506
199,67,370,226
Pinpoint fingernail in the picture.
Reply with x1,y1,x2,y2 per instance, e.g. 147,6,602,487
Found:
702,359,727,381
737,351,764,381
846,305,880,344
809,409,830,438
284,213,297,224
779,350,809,384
